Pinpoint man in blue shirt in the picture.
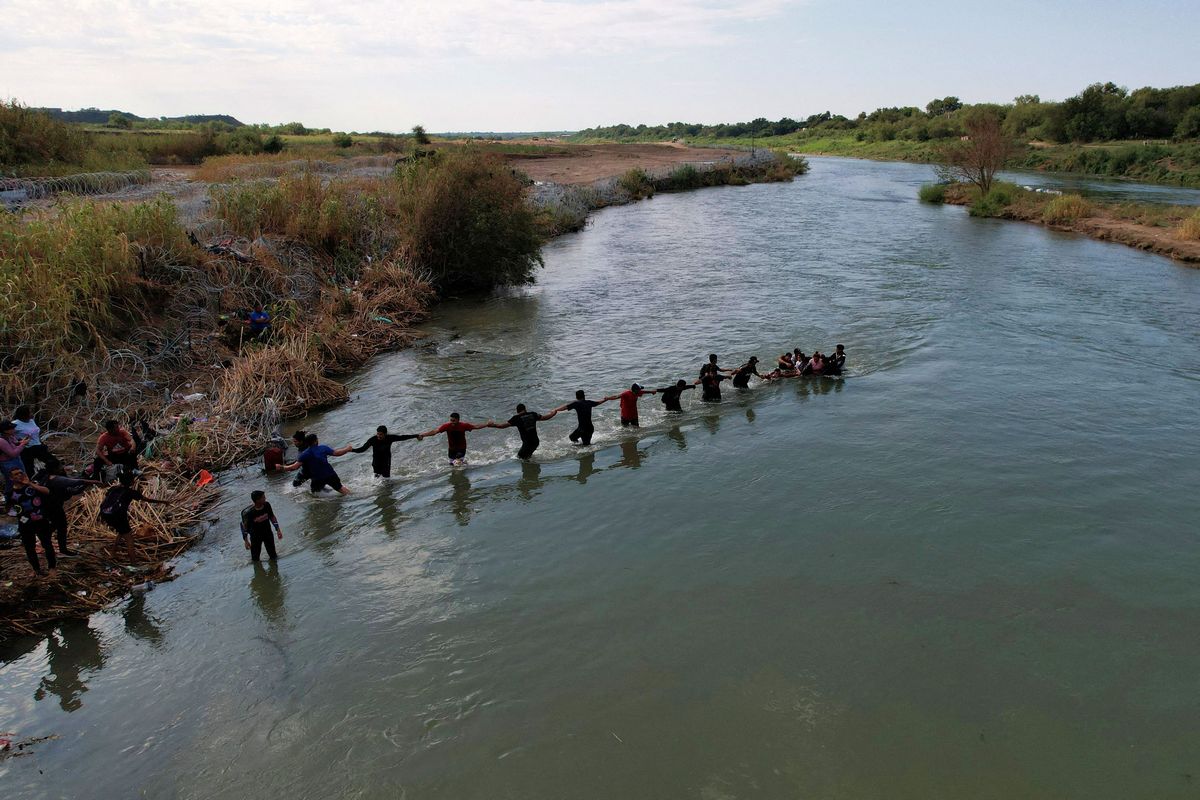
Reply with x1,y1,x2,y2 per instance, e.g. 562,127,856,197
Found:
245,304,271,342
277,433,353,494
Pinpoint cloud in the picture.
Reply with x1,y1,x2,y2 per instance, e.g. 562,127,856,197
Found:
4,0,801,66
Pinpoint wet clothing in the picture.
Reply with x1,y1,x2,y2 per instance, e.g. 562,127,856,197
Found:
298,445,343,492
699,366,726,401
828,353,846,374
732,363,760,389
566,400,601,445
657,384,693,412
352,433,418,477
618,389,649,424
241,502,279,561
436,421,481,460
508,412,542,460
99,485,146,536
809,356,826,374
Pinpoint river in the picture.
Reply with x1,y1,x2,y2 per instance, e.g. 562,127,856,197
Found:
3,156,1200,799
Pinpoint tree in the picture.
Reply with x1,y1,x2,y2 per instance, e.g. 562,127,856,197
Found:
331,132,353,148
925,96,962,117
936,107,1013,196
107,112,132,129
411,124,431,145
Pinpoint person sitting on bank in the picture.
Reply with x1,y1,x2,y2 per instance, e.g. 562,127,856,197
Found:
351,425,420,478
95,419,137,479
245,304,271,342
240,490,283,562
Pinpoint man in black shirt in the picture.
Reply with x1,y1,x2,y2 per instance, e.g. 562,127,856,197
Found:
554,390,610,445
44,464,104,556
240,490,282,562
492,403,559,460
731,356,761,388
699,354,729,401
827,344,847,374
657,379,696,412
351,425,420,477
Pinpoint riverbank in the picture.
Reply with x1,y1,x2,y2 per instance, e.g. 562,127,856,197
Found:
930,182,1200,264
677,133,1200,189
0,145,804,637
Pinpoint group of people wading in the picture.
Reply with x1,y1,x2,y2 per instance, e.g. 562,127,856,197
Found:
261,345,847,501
4,346,846,573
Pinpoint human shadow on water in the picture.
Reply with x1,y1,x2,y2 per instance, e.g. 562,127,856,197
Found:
447,468,475,526
34,619,106,712
572,451,597,484
250,561,287,627
374,484,405,536
122,594,165,648
516,460,544,501
614,438,649,471
699,405,722,436
666,423,688,451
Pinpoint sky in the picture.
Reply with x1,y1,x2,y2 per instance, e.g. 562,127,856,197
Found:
2,0,1198,132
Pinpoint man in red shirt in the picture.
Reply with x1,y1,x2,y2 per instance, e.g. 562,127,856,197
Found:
609,383,657,427
95,419,137,477
418,413,494,465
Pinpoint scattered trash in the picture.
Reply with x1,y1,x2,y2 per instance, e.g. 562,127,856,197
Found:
130,581,155,595
195,469,215,487
181,393,206,403
373,315,393,324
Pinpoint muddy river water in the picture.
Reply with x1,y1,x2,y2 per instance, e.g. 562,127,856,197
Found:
3,156,1200,799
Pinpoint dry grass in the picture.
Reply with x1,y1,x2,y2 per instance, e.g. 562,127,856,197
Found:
0,470,218,634
1042,193,1094,224
1178,209,1200,241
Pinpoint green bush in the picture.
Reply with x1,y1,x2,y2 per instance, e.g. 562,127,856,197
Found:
618,168,655,199
918,183,946,203
395,150,543,291
331,132,353,148
969,183,1019,217
262,134,285,154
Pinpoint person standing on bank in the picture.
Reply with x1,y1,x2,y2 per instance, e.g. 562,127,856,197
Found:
13,406,61,475
554,391,610,446
8,467,54,576
491,404,558,460
351,426,420,478
44,464,104,556
98,471,170,562
241,490,282,561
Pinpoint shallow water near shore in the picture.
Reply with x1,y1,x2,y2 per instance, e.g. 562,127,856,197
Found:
3,156,1200,799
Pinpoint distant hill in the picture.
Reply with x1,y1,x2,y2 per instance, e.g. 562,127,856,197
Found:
35,107,245,127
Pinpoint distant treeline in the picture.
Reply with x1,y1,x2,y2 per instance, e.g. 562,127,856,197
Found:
37,107,245,128
572,82,1200,145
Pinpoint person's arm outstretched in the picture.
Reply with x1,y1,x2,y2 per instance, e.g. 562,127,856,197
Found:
351,437,374,454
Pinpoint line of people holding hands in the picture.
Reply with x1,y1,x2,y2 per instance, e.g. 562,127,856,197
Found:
271,347,847,495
